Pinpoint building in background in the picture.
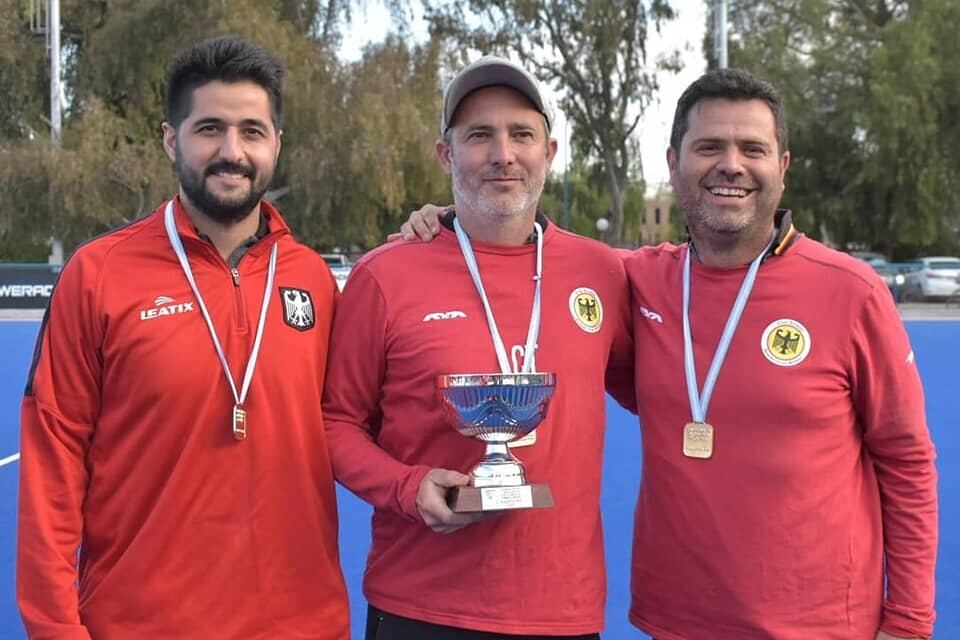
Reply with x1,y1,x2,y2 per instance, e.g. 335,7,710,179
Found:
640,187,674,246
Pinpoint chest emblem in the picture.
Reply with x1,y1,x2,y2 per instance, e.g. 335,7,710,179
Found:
280,287,315,331
761,318,811,366
569,287,603,333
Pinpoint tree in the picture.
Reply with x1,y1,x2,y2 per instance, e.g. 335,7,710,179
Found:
283,35,451,250
423,0,677,246
0,0,448,258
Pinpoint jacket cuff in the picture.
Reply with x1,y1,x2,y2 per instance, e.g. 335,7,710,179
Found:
397,465,434,522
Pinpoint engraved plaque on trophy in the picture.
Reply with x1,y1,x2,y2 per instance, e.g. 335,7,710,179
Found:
436,373,556,512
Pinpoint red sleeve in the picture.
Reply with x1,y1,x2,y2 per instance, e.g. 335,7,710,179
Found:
604,256,636,414
18,253,101,639
850,286,937,638
321,262,431,521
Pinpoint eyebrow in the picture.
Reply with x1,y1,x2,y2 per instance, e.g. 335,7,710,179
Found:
461,122,538,134
691,136,772,149
192,117,271,130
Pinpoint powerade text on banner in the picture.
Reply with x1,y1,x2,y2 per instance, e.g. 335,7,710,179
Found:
0,265,60,309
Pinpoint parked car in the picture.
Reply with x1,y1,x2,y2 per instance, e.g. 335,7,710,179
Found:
851,253,911,301
870,261,915,301
900,256,960,301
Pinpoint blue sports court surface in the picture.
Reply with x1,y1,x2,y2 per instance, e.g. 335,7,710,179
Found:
0,319,957,638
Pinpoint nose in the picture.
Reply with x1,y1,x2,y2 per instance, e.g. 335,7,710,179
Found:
715,146,745,179
218,127,244,163
488,132,516,166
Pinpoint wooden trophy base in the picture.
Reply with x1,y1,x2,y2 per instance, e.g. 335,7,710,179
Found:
448,484,554,513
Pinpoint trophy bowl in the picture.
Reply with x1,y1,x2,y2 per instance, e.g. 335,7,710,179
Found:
436,372,556,511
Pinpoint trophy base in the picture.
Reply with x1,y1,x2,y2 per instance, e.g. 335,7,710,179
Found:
448,484,554,513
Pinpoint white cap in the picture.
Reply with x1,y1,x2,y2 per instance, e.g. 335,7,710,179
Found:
440,56,554,135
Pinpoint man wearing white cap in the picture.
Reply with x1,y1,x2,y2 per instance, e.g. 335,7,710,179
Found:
322,56,635,639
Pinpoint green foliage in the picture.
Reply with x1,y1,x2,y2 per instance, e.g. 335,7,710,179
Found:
6,0,955,261
540,156,649,244
0,0,448,256
283,36,450,250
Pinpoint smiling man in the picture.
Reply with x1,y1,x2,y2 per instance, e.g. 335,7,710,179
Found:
322,57,634,639
623,68,937,640
17,37,349,638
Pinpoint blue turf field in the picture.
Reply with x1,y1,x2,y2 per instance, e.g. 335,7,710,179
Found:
0,320,957,638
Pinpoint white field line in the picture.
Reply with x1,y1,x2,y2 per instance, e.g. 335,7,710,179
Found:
0,452,20,467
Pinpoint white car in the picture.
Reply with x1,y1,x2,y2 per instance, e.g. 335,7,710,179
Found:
322,253,353,291
901,256,960,301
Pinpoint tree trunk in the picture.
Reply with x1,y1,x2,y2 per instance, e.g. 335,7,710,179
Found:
603,150,627,246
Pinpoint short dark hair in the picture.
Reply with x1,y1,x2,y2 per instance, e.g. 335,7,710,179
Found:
669,68,788,153
165,36,285,130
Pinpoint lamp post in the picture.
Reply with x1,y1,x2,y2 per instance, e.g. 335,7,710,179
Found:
596,217,609,243
714,0,728,69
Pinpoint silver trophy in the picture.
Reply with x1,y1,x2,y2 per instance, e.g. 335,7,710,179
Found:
436,372,556,512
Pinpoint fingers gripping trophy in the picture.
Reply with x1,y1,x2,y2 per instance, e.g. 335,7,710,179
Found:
436,215,557,513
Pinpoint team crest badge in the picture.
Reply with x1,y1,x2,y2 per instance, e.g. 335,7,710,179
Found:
280,287,315,331
761,318,811,366
569,287,603,333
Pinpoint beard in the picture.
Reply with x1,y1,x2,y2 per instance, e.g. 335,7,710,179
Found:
451,165,546,221
176,149,271,225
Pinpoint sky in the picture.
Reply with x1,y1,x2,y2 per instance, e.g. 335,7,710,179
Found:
340,1,708,192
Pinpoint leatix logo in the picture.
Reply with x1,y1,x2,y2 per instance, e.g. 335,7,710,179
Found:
139,295,196,321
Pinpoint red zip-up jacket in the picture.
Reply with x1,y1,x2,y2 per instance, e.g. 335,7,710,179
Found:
18,198,349,639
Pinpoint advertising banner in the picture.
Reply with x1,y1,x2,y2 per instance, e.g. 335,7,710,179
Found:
0,265,60,310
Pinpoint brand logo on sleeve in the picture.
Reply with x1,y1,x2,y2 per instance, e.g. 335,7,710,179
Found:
280,287,315,331
640,306,663,324
761,319,811,366
569,287,603,333
139,296,195,321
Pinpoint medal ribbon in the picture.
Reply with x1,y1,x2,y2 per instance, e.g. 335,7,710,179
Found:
453,217,543,374
164,201,278,425
682,234,773,423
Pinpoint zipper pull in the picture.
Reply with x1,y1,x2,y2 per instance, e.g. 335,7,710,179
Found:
231,268,240,287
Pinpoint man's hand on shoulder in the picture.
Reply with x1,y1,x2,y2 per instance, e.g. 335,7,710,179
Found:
387,204,451,242
416,468,494,534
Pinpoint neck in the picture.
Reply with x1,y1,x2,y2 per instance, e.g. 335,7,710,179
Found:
180,191,261,260
455,209,537,246
689,224,775,268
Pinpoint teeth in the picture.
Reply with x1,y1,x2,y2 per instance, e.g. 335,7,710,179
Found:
709,186,748,197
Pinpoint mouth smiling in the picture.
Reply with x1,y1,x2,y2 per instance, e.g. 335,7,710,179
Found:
206,162,254,183
211,171,249,182
707,185,753,198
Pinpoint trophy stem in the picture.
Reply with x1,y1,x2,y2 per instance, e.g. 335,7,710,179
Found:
483,442,514,464
473,442,526,487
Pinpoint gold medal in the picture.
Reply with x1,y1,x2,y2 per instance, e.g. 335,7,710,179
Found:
233,405,248,440
682,422,713,459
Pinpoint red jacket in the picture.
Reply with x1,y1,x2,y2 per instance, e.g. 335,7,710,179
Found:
18,198,350,639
